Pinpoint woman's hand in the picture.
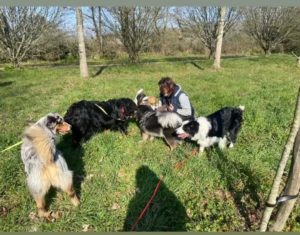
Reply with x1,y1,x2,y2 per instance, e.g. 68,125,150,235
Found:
167,104,174,111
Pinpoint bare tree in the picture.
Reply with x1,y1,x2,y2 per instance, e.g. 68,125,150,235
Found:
32,26,70,61
176,6,240,58
152,7,171,54
243,7,300,55
76,7,89,78
85,7,104,55
213,7,226,69
105,7,161,63
281,14,300,54
0,7,61,67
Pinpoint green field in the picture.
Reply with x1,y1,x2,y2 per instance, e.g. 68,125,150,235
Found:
0,54,299,231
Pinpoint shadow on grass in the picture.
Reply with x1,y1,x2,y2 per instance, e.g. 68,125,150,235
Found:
123,165,188,231
222,55,248,60
57,135,86,199
188,61,204,70
142,55,246,63
208,148,262,231
0,81,14,87
141,56,205,63
11,55,251,70
92,66,108,77
246,57,260,62
90,57,206,77
23,56,206,68
44,135,85,211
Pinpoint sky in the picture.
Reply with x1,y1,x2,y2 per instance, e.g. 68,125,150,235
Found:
60,7,179,37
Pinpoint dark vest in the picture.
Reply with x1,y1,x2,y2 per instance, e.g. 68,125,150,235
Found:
160,85,195,120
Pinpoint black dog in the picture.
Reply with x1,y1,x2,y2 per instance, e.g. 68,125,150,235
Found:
135,89,183,150
64,98,137,145
176,106,245,154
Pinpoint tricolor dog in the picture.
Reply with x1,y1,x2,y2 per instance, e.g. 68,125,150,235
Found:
176,106,245,154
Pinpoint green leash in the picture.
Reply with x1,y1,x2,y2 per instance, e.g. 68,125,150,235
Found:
94,103,109,116
1,140,23,153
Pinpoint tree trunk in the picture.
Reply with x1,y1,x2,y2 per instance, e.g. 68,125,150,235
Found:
98,7,103,54
91,7,103,56
76,7,89,78
260,87,300,231
213,7,226,69
129,51,139,64
263,47,271,56
270,128,300,231
11,58,19,68
208,49,214,59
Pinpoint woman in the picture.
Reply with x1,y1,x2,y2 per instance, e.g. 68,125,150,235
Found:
158,77,195,120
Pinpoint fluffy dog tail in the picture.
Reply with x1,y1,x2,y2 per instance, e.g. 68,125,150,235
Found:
43,156,73,189
156,112,182,128
238,105,245,112
23,125,55,164
134,89,145,105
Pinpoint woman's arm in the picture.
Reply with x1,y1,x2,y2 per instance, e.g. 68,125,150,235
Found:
176,93,192,116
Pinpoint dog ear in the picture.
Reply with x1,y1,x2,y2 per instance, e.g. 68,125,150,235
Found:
142,96,149,101
135,89,145,105
46,115,58,129
183,120,199,136
54,114,63,124
119,105,126,119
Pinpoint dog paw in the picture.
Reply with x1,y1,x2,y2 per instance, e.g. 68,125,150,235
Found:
191,148,198,156
71,196,80,207
138,140,146,144
37,210,60,221
229,143,234,148
169,145,177,151
29,212,39,221
37,210,50,218
47,211,61,221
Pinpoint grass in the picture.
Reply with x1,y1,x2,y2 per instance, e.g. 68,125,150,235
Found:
0,54,299,231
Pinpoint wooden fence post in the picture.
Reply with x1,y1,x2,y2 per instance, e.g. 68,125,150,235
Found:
260,87,300,231
270,128,300,231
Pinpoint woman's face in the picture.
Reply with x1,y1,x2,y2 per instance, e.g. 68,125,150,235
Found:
160,86,172,97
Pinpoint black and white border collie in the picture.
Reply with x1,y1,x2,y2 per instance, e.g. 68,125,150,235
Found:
176,106,245,154
134,89,182,150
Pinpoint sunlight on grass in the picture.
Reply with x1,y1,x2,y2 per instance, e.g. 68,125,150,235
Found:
0,54,299,231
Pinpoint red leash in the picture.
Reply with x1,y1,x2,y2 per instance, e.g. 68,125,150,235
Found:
131,175,164,231
130,149,197,230
175,148,198,170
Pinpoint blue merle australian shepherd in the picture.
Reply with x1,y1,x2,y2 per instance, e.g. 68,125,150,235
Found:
21,113,79,219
